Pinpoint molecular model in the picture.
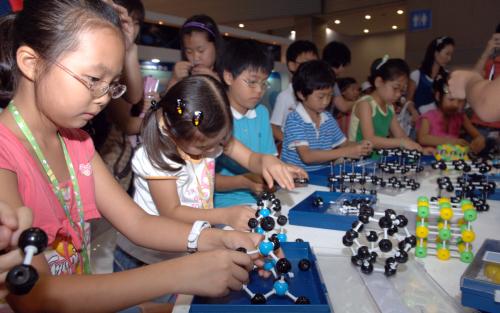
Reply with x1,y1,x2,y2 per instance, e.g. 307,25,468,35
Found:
434,144,469,162
415,197,477,263
248,192,288,244
375,148,424,175
237,239,311,305
342,206,416,276
6,227,48,295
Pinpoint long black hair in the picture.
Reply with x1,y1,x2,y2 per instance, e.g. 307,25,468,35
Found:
419,36,455,78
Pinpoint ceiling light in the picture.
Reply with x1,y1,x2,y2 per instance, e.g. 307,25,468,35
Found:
151,58,160,63
238,23,245,28
363,29,369,33
158,21,164,25
392,25,398,30
334,19,341,24
224,32,229,36
397,9,404,15
365,14,371,20
291,30,296,35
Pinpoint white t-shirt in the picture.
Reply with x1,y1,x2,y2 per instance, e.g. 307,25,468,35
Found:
270,83,298,129
116,146,216,264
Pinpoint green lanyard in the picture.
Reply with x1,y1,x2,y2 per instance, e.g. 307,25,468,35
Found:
7,101,91,274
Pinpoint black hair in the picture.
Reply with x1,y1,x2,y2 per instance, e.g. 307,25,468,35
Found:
337,77,358,92
432,73,450,107
369,57,410,86
286,40,319,64
496,23,500,33
292,60,335,101
219,39,273,81
0,14,15,108
322,41,351,69
0,0,122,99
141,75,233,172
180,15,224,72
419,36,455,78
113,0,145,22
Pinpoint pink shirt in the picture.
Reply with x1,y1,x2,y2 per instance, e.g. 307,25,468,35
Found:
418,109,464,138
0,123,99,275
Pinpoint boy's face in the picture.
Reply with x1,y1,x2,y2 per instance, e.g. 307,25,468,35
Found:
288,51,318,74
224,69,269,111
342,83,360,101
300,87,333,114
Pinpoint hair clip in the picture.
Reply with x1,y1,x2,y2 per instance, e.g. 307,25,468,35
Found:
443,84,450,94
436,36,447,46
176,98,186,115
375,54,390,70
150,100,160,111
192,111,203,127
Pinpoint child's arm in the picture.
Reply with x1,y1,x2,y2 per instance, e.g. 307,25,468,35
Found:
8,245,254,313
165,61,192,91
271,124,284,142
333,94,354,113
214,172,267,195
295,141,372,164
223,138,307,190
148,178,255,231
417,118,469,147
462,115,486,154
92,153,258,252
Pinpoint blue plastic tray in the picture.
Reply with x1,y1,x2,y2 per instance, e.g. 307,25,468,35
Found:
190,242,331,313
288,191,375,231
461,239,500,313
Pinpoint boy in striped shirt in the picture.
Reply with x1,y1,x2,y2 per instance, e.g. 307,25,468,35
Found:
281,60,372,172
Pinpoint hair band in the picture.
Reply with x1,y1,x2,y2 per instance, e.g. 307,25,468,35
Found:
182,21,216,38
375,54,390,70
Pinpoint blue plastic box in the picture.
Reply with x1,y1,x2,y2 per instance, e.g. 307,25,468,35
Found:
288,191,375,231
461,239,500,313
190,242,331,313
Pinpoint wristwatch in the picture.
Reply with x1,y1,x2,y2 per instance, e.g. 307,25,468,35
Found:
187,221,211,253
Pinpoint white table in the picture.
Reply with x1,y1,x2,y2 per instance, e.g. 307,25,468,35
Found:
173,171,500,313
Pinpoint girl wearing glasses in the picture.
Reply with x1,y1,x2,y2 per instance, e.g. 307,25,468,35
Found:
0,1,304,312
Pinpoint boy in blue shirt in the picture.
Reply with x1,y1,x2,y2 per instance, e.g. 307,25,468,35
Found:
281,60,372,172
215,39,277,207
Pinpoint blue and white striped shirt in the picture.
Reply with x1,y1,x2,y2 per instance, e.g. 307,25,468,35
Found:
281,103,346,172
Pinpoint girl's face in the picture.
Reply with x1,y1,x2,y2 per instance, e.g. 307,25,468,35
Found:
375,75,408,104
36,26,125,129
342,83,360,101
183,31,216,69
438,93,465,115
177,129,230,159
434,44,454,67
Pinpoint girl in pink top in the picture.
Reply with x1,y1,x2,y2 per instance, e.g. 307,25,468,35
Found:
0,1,303,312
417,76,485,154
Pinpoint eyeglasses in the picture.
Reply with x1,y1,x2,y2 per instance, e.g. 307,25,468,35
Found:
53,61,127,99
242,79,270,90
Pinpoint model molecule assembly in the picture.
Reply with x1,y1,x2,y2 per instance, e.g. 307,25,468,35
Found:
434,144,469,162
6,227,48,295
375,148,424,174
237,239,311,305
415,197,477,263
342,205,416,276
248,192,288,244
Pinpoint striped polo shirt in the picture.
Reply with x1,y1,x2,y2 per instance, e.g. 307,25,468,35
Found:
281,103,346,172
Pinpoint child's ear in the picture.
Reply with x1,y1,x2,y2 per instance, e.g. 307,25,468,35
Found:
297,91,306,102
16,45,40,82
223,70,234,86
374,77,384,89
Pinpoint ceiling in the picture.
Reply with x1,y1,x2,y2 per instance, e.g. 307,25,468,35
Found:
142,0,407,37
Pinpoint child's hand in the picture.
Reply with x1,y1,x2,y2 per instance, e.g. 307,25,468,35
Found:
223,205,257,231
174,249,253,297
453,138,470,147
470,136,486,154
346,142,372,159
400,138,423,151
172,61,193,81
0,203,33,298
105,1,136,51
242,173,267,195
360,140,373,153
422,147,436,155
260,155,308,191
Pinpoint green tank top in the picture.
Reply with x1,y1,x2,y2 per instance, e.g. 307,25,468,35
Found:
354,95,394,142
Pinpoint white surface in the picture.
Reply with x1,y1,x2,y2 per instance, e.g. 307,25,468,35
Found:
172,170,500,313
